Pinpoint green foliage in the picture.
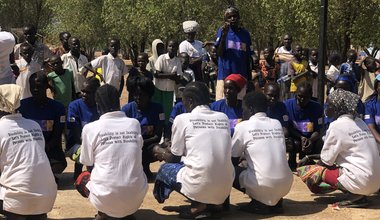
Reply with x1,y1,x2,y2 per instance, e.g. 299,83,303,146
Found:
2,0,379,59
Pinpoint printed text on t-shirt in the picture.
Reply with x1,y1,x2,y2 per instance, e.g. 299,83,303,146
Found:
190,119,229,130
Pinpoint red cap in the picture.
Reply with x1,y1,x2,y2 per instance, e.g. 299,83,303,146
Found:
225,74,247,91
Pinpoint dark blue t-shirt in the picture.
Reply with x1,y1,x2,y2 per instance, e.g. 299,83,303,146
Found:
19,97,66,141
267,101,289,127
365,97,380,132
67,98,99,129
121,101,165,139
169,102,187,125
215,27,252,80
210,99,242,135
284,98,324,138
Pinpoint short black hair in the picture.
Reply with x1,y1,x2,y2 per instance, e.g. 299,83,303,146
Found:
83,77,100,91
126,75,155,97
183,82,210,105
59,31,71,40
264,82,280,94
29,71,48,86
243,91,268,113
328,53,341,64
297,82,313,95
95,84,120,114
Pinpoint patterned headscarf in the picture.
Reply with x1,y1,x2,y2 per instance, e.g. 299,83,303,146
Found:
328,88,359,117
0,84,22,113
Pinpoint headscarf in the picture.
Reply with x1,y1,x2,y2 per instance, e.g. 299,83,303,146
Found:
183,21,199,33
0,84,22,113
328,88,359,117
225,74,247,92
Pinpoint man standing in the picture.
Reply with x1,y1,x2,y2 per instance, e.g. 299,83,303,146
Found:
179,20,204,82
61,37,89,96
214,6,252,101
0,31,16,84
14,25,53,66
53,32,71,56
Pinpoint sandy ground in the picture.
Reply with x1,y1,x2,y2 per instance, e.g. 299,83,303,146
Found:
49,161,380,220
46,76,380,219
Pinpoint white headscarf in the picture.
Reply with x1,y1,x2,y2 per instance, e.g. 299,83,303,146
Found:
0,31,16,84
183,21,199,33
0,84,22,113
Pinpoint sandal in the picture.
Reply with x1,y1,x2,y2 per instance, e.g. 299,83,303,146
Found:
239,199,271,215
334,195,369,208
179,209,211,219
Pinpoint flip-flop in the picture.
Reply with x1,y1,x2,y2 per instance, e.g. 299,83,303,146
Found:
333,196,369,208
179,208,212,219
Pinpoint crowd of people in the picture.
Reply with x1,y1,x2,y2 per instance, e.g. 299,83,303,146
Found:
0,5,380,220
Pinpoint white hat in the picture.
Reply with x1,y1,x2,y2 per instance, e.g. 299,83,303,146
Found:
183,21,199,33
0,84,22,113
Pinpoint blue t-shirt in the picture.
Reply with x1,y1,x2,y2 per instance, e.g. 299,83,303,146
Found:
215,27,252,80
121,101,165,139
19,97,66,141
267,101,289,127
365,97,380,132
169,102,187,125
284,98,323,138
210,99,242,135
67,98,99,129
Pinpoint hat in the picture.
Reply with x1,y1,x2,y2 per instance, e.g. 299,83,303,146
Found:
183,21,199,33
0,84,22,113
225,74,247,91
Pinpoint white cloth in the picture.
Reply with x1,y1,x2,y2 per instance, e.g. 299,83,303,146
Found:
325,65,340,82
182,20,199,33
15,59,41,100
309,61,318,98
179,40,204,58
80,111,147,218
0,31,15,84
0,84,22,113
321,115,380,195
171,105,234,204
276,46,293,54
231,112,293,206
89,53,127,91
61,51,88,93
154,53,183,91
0,114,57,215
147,39,164,72
14,42,52,66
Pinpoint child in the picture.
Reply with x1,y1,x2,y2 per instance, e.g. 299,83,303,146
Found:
202,45,218,94
127,52,153,102
15,42,41,99
153,40,182,124
325,53,341,94
259,46,280,84
83,38,127,97
308,49,318,97
176,52,195,102
47,55,75,108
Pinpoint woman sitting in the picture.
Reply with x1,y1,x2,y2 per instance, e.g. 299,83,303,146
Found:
298,89,380,208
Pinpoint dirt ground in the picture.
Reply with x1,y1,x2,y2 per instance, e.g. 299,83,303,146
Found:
47,76,380,220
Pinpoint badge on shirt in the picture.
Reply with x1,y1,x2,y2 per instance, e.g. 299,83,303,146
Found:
318,117,323,125
294,121,313,133
283,115,289,122
229,119,242,129
60,115,66,123
364,114,370,120
159,113,165,121
69,117,76,123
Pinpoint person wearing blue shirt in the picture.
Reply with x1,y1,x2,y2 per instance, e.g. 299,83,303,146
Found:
121,76,165,179
164,101,187,142
19,71,67,177
214,6,252,101
264,83,292,151
365,74,380,145
284,82,324,170
66,77,100,180
210,74,245,136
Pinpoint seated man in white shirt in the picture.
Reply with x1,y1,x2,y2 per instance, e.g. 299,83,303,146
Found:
0,84,57,219
78,84,148,220
153,82,234,219
231,91,293,215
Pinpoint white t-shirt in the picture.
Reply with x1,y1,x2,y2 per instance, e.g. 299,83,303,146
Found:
0,114,57,215
15,58,41,100
321,115,380,195
325,65,340,82
0,31,15,84
61,52,88,93
154,53,183,92
90,53,128,91
80,111,148,218
171,105,234,204
231,112,293,206
179,40,204,58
